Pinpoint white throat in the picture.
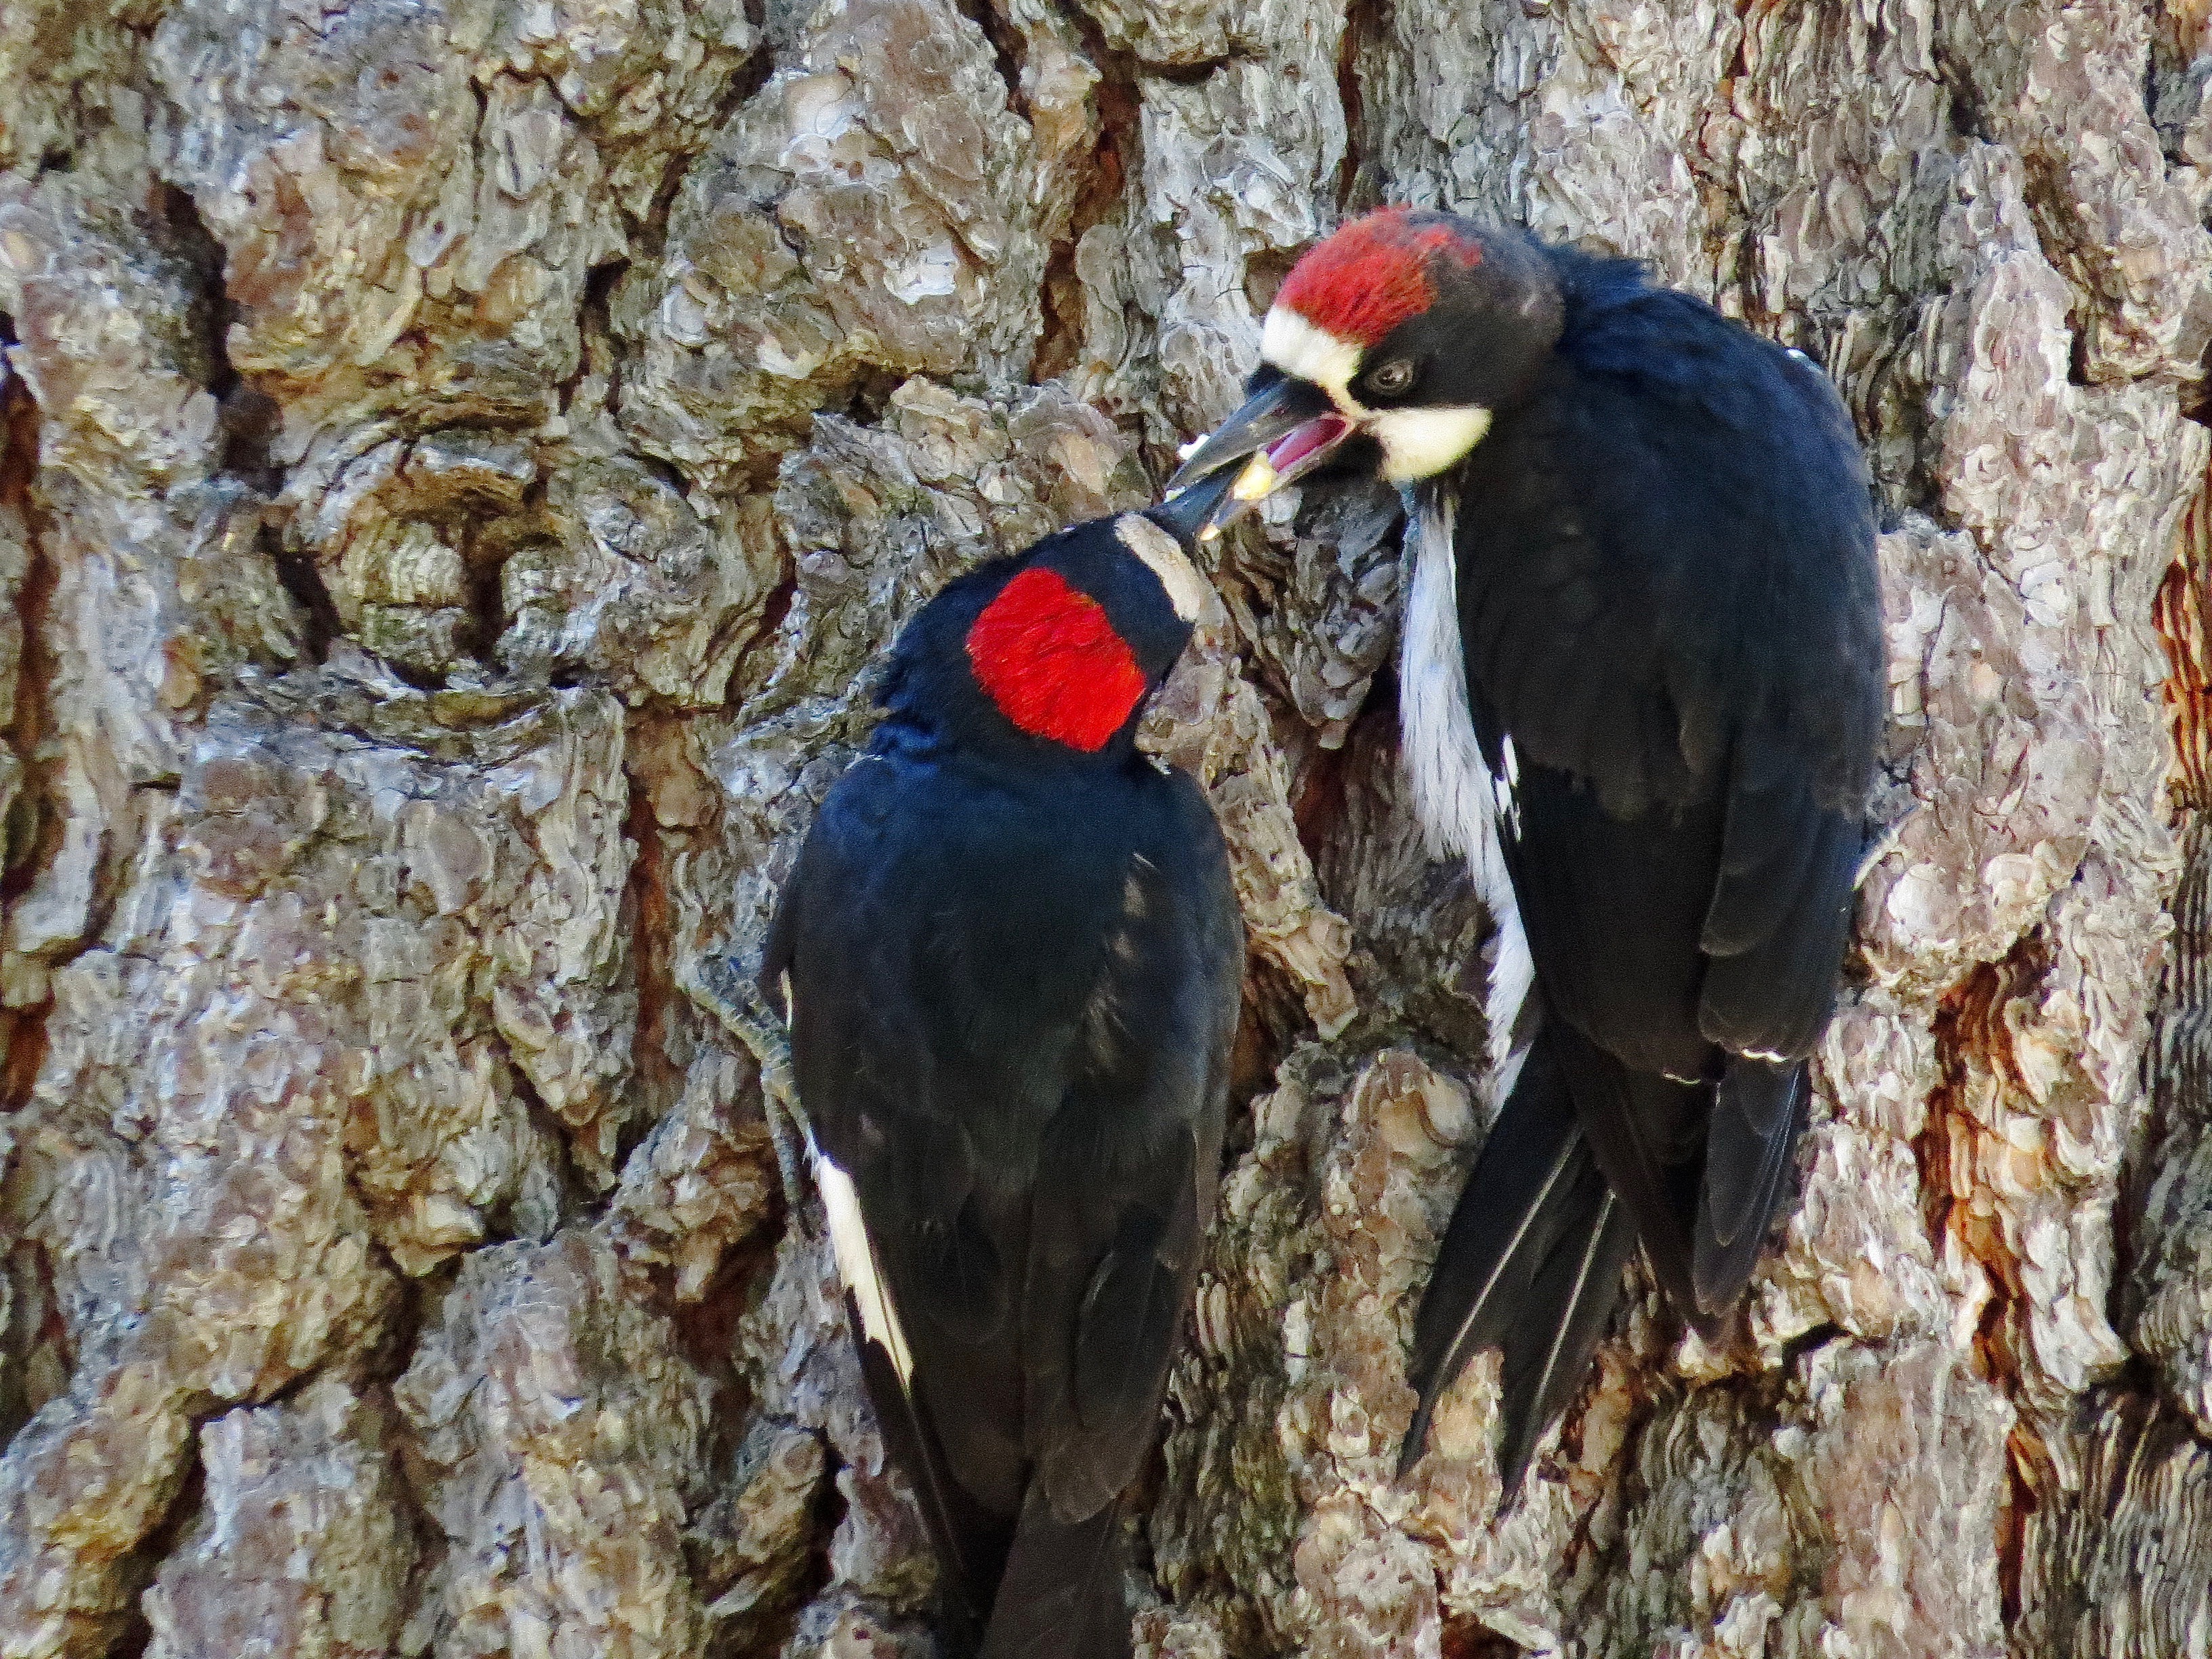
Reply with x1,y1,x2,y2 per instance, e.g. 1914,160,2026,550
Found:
1371,406,1492,482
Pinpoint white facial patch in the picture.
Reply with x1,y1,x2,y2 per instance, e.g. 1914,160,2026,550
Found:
1260,306,1361,405
1372,405,1493,483
1115,513,1213,623
1399,492,1534,1106
1261,307,1490,483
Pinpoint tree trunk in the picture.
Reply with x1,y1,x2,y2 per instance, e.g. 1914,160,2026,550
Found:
1,1,2209,1655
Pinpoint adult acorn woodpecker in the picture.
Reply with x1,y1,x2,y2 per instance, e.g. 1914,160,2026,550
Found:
762,480,1246,1658
1169,207,1883,1486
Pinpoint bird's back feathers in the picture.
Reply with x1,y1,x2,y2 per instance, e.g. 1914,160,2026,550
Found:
1406,244,1881,1477
768,707,1240,1655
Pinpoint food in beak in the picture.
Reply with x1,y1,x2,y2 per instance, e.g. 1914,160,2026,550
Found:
1230,453,1278,503
1199,414,1352,535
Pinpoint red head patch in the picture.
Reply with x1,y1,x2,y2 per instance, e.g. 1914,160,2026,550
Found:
966,567,1147,752
1275,207,1485,347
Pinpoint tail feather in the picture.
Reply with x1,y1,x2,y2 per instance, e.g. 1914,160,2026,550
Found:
1401,1028,1631,1488
1493,1187,1637,1486
851,1332,1008,1650
1693,1057,1808,1314
977,1488,1131,1659
820,1143,1010,1639
1549,1022,1713,1334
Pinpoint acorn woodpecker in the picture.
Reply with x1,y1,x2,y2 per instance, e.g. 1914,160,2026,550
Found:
762,479,1246,1658
1169,207,1883,1486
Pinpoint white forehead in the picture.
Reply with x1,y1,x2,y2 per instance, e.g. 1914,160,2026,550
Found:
1260,308,1362,406
1114,514,1214,624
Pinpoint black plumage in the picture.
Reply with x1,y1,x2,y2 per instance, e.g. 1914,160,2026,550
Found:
1435,249,1879,1338
762,495,1244,1657
1168,209,1883,1490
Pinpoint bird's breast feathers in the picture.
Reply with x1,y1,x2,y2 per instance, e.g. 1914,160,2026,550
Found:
1399,493,1534,1101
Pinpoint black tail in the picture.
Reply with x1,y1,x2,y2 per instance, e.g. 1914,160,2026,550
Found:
977,1487,1131,1659
1549,1021,1713,1334
1693,1055,1807,1314
1401,1025,1637,1490
851,1326,1008,1652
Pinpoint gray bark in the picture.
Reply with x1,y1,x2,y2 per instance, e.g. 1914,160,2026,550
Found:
0,1,2209,1655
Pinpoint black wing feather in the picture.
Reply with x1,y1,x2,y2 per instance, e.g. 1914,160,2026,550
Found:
1025,810,1240,1520
1694,1056,1808,1311
1492,746,1721,1082
977,1490,1132,1659
1071,1183,1194,1437
1699,735,1822,957
1547,1021,1707,1326
1698,799,1862,1059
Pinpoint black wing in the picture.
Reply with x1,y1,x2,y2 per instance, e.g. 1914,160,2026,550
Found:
977,1490,1134,1659
1021,800,1242,1522
769,748,1240,1639
1454,272,1881,1316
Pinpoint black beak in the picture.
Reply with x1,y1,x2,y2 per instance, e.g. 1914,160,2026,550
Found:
1161,375,1353,539
1143,465,1239,547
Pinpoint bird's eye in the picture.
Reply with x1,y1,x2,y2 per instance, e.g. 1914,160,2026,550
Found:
1367,359,1417,396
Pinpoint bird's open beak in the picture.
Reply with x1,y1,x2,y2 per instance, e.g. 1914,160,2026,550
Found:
1162,377,1352,539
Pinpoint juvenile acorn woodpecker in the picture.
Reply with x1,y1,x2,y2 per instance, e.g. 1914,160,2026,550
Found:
1170,207,1883,1486
762,479,1246,1659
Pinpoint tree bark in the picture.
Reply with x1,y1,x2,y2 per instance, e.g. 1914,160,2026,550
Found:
1,1,2210,1655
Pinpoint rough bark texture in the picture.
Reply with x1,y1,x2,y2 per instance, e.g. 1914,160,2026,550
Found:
1,1,2211,1656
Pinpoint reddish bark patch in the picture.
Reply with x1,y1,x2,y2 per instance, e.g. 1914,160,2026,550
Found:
0,340,53,1110
2156,487,2212,812
1441,1613,1524,1659
1917,935,2053,1622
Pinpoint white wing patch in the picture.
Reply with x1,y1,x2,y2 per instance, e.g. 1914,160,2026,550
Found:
1399,493,1535,1105
1493,735,1523,841
811,1139,916,1389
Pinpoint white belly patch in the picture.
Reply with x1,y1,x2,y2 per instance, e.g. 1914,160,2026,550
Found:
1399,493,1536,1105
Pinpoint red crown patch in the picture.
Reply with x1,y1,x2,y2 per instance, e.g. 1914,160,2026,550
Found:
1275,207,1484,347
